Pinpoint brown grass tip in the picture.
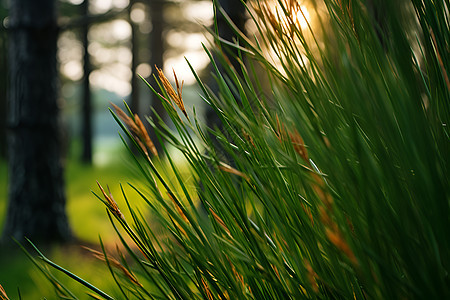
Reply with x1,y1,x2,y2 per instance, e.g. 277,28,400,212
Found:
156,66,189,120
0,284,9,300
111,102,158,157
168,193,189,223
97,181,125,221
83,246,143,288
219,162,251,182
241,128,256,148
325,228,358,266
289,128,309,162
209,207,230,235
304,259,319,293
200,276,214,300
134,114,158,157
111,102,139,134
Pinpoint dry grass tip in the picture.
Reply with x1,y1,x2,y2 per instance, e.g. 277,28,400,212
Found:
0,284,9,300
219,162,251,182
111,102,158,157
155,66,189,120
97,181,125,221
83,246,143,288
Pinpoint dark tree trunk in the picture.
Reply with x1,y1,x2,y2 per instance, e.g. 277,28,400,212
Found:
148,0,165,154
197,0,248,214
81,0,92,164
215,0,247,73
0,29,6,159
2,0,72,244
206,0,247,132
0,7,7,159
129,0,140,114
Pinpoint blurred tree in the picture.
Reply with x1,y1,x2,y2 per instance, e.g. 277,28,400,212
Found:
60,1,127,164
206,0,247,142
2,0,72,244
81,0,93,164
147,0,166,154
129,0,140,114
0,1,7,159
215,0,247,73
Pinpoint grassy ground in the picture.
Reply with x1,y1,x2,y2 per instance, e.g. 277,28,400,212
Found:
0,145,147,299
0,140,195,299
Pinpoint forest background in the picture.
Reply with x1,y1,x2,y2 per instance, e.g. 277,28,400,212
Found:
0,0,224,297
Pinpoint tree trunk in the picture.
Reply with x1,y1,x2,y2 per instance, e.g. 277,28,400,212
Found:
148,0,166,154
81,0,93,164
215,0,247,73
206,0,247,132
2,0,72,244
129,0,140,114
0,5,7,159
0,29,6,159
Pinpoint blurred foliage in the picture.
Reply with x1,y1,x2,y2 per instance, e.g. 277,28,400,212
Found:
0,151,131,298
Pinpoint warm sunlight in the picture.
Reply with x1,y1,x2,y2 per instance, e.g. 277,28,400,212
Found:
247,1,317,76
277,2,312,31
295,5,311,29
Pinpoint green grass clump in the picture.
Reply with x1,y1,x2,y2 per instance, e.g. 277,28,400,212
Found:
20,0,449,299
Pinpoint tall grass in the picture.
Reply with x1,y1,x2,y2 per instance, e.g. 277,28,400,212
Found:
21,0,448,299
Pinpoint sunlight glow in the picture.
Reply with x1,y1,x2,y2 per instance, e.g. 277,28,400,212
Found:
90,70,132,97
296,6,311,29
277,3,311,31
165,50,210,85
181,1,214,25
245,1,320,78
